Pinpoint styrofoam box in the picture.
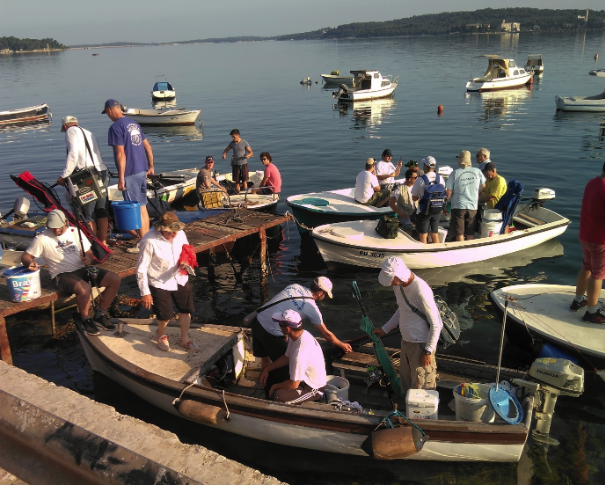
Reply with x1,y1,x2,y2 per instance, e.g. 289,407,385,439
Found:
406,389,439,420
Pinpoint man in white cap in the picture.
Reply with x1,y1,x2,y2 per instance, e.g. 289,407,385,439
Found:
372,257,442,393
21,209,121,336
411,156,445,244
57,115,110,245
251,277,351,382
259,309,327,404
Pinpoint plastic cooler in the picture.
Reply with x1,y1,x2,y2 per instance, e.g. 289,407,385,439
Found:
111,201,142,231
406,389,439,420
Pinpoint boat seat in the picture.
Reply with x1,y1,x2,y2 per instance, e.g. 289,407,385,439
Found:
513,213,546,227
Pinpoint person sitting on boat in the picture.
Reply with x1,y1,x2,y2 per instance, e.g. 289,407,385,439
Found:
21,209,121,336
251,277,352,387
196,155,227,200
259,309,327,404
372,257,442,394
136,212,200,352
478,162,507,210
445,151,485,242
475,147,492,172
570,161,605,324
354,158,391,207
221,129,253,194
375,149,403,190
411,156,444,244
389,169,418,233
251,152,281,195
56,115,110,246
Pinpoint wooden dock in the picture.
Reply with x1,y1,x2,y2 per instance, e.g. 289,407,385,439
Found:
0,209,290,365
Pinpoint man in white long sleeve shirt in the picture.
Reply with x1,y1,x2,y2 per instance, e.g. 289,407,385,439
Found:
136,212,199,352
372,257,442,393
57,116,110,245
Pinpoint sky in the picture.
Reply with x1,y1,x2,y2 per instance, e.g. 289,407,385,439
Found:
1,0,603,46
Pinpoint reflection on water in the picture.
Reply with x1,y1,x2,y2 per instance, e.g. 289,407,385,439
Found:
142,123,204,141
151,98,177,109
466,86,533,127
334,97,397,130
0,118,53,133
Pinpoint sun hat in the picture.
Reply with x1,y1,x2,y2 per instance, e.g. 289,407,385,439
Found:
378,257,412,287
314,276,333,298
46,209,67,229
422,156,436,168
272,309,303,328
61,116,78,132
101,99,121,114
456,150,472,168
153,212,185,232
366,157,375,166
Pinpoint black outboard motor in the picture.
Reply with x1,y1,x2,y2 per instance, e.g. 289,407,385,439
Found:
333,84,349,99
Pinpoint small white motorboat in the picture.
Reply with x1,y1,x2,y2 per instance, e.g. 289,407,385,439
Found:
311,190,570,271
123,107,201,126
108,168,199,204
525,55,544,74
588,69,605,77
321,71,354,85
150,76,176,101
490,284,605,368
555,90,605,112
466,56,533,92
333,70,398,102
0,103,51,125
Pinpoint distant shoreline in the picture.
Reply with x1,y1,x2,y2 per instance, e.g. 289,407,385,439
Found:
0,48,64,55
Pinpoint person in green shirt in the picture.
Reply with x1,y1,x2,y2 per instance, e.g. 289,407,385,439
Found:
479,162,507,209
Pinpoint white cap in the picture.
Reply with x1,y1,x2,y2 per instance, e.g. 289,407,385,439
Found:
422,156,436,168
271,309,303,328
378,257,412,286
314,276,333,299
46,209,67,229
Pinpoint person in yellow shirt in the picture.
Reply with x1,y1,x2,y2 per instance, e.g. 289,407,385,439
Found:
479,162,507,209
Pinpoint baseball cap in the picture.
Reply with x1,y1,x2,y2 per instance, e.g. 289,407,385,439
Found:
314,276,333,298
272,309,303,328
378,257,412,287
366,157,375,166
101,99,121,114
61,116,78,131
483,162,497,172
46,209,67,229
382,149,393,157
422,156,436,168
205,155,214,162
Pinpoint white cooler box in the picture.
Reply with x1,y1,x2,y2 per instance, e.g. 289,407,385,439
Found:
406,389,439,420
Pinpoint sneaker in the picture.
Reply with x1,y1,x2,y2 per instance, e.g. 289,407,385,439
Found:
157,334,170,351
582,309,605,324
93,312,116,331
178,339,200,352
570,296,587,312
126,243,140,254
81,317,100,336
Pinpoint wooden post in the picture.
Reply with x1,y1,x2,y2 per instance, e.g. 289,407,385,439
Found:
259,228,268,277
0,317,13,365
50,301,56,336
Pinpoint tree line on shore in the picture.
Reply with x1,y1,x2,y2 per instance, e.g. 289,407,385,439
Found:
0,36,65,52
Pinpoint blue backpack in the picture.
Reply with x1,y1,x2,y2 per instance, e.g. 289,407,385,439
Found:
418,174,446,215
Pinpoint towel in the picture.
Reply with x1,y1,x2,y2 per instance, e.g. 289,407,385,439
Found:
177,244,198,275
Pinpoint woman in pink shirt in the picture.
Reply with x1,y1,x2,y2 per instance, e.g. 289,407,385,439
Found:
253,152,281,194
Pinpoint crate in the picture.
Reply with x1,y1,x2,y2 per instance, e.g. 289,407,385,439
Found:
200,191,223,209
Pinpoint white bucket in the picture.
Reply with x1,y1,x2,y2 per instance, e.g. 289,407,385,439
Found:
4,266,42,303
325,375,350,401
480,220,503,238
483,209,502,222
453,383,495,423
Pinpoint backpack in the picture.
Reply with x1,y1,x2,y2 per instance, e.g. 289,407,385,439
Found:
418,174,446,215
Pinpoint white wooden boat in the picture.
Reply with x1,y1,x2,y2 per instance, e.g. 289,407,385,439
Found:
0,103,51,125
333,70,398,101
555,91,605,112
466,56,532,92
123,107,201,126
79,319,577,462
321,73,354,85
310,204,570,271
490,284,605,367
108,168,199,204
588,69,605,77
151,77,176,101
525,55,544,74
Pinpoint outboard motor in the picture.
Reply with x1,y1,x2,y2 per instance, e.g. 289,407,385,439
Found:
531,188,555,208
513,358,584,446
13,197,30,222
333,84,349,99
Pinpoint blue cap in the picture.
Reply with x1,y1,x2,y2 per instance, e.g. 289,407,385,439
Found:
102,99,120,114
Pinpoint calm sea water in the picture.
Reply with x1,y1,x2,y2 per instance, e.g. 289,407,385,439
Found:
2,32,605,484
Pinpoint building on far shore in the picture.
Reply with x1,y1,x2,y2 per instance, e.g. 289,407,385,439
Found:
501,20,520,32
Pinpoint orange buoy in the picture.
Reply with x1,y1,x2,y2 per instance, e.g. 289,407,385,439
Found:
174,399,227,425
361,426,428,460
437,105,444,114
595,54,599,61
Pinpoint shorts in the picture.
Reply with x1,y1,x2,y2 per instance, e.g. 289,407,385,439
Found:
53,267,110,294
122,171,148,206
258,186,275,195
360,188,391,207
580,240,605,280
149,283,195,321
451,209,477,237
73,169,110,223
415,212,439,234
232,163,249,184
251,317,287,361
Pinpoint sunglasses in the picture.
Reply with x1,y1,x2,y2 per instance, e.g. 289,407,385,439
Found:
206,159,214,163
261,157,268,161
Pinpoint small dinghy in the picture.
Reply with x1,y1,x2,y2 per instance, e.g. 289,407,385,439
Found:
490,284,605,368
151,76,176,101
588,69,605,77
108,168,199,205
555,90,605,112
0,103,51,126
123,107,201,126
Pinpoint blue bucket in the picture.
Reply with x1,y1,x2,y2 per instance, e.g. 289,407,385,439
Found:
112,201,142,231
4,266,42,302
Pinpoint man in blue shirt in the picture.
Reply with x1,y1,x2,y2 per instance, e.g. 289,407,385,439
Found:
102,99,155,240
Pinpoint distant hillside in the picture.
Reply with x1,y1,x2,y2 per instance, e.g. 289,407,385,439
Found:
70,41,153,48
275,7,605,40
0,36,65,52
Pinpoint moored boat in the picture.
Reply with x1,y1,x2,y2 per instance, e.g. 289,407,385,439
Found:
151,76,176,101
588,69,605,77
525,55,544,74
321,72,354,85
108,168,199,204
555,90,605,112
0,103,51,125
466,56,532,92
333,70,398,102
123,107,201,126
